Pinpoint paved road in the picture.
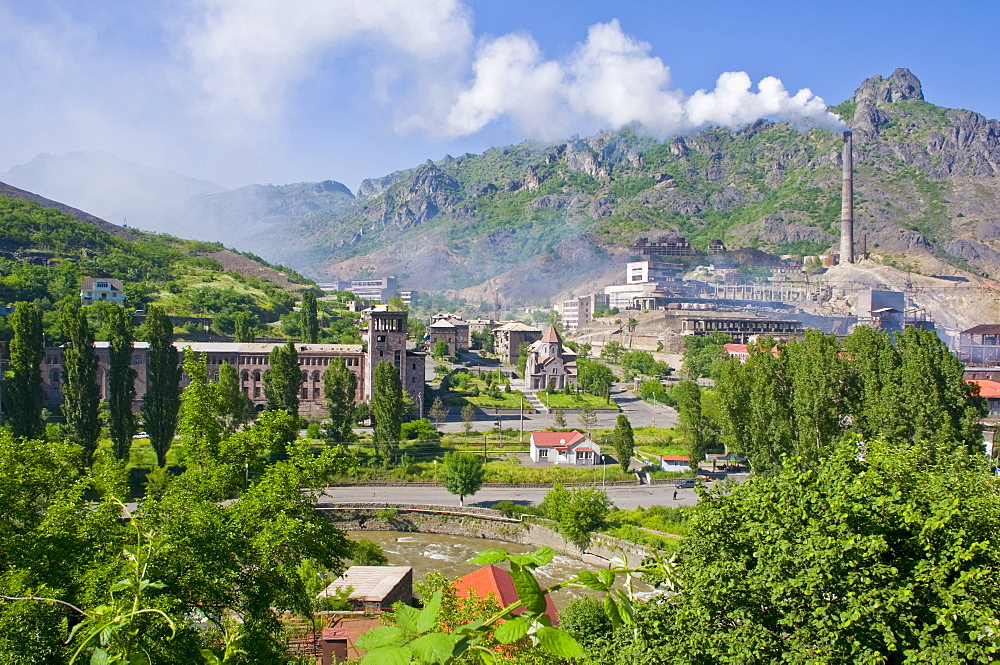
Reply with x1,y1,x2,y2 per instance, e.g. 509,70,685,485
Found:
317,482,705,509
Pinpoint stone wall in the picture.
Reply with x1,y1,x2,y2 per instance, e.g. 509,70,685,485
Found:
315,504,657,568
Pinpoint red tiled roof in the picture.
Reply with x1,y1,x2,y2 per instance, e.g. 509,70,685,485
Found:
531,431,586,448
661,455,690,461
454,565,558,623
970,379,1000,399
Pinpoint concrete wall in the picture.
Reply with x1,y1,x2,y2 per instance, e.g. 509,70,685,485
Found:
316,504,657,568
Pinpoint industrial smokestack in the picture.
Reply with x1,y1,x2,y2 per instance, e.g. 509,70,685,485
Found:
840,130,854,264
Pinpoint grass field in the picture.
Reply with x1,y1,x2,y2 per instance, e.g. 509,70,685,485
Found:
536,392,617,410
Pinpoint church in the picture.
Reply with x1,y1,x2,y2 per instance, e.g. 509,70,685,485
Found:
523,325,577,392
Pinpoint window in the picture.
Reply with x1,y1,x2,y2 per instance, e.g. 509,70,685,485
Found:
538,449,548,459
95,281,108,289
576,451,592,461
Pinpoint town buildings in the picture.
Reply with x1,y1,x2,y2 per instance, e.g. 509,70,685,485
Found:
39,307,425,418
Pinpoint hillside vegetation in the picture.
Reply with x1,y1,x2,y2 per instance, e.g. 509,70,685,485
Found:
0,194,311,339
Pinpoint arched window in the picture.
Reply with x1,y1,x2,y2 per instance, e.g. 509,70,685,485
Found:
252,370,261,381
241,370,249,382
301,371,308,383
312,370,321,383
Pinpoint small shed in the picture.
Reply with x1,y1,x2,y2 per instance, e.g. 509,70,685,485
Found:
661,455,691,472
317,566,413,611
454,564,558,624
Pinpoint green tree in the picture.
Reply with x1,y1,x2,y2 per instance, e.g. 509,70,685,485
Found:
386,296,408,312
461,403,475,435
553,409,567,428
471,329,494,353
577,358,614,403
178,348,224,463
106,305,137,461
673,381,710,473
541,484,612,545
610,414,635,472
442,451,485,506
371,360,403,463
642,439,1000,663
681,331,733,379
786,329,849,464
58,303,101,464
301,290,319,343
141,306,182,468
433,339,449,358
232,310,257,343
324,357,358,444
216,361,253,434
600,341,624,363
428,397,448,425
263,339,300,414
409,320,426,344
577,405,598,436
5,302,44,439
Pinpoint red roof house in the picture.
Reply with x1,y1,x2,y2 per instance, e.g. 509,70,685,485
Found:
529,430,600,465
454,564,558,624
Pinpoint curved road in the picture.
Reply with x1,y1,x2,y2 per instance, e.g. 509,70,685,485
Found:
317,482,705,510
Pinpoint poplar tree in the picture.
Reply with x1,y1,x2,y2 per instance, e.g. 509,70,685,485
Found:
106,304,137,461
178,348,223,463
216,361,252,434
6,302,44,439
371,360,402,463
786,329,849,464
141,306,182,467
673,381,708,473
58,303,101,463
233,311,256,343
301,291,319,344
323,357,357,444
610,413,635,472
263,339,300,414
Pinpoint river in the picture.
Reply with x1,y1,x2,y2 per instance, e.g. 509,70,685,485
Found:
346,530,660,609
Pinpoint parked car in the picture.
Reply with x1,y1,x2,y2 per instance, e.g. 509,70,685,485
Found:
676,478,699,489
132,432,149,439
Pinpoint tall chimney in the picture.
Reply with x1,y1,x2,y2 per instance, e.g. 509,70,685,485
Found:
840,130,854,264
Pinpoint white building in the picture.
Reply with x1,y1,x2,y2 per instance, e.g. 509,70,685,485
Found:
529,431,600,465
661,455,691,472
81,277,125,304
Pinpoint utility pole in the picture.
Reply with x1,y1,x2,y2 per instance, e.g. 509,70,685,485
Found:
519,395,524,443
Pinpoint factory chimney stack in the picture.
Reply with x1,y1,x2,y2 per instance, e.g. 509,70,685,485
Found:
840,130,854,264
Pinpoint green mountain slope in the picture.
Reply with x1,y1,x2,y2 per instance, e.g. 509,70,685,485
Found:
0,185,314,339
253,68,1000,297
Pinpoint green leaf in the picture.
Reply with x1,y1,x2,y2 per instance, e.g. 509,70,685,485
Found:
494,617,531,644
361,645,414,665
535,626,585,659
416,591,442,633
469,549,510,565
199,649,222,665
356,626,406,649
393,605,421,633
575,570,610,591
409,632,458,664
89,648,110,665
509,563,547,614
596,569,615,588
604,594,622,628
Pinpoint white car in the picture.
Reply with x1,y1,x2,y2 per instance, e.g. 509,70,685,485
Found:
132,432,149,439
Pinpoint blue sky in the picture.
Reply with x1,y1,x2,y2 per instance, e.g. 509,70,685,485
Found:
0,0,996,191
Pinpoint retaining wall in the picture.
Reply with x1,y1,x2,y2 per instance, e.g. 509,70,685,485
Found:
316,503,658,568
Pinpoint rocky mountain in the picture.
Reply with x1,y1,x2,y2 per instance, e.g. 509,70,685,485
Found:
247,68,1000,303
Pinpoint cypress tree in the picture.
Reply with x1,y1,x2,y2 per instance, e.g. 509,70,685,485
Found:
301,291,319,344
371,360,402,463
233,311,256,343
611,413,636,472
263,339,300,414
141,306,182,467
216,361,252,434
58,303,101,463
324,357,357,444
106,305,137,461
6,302,44,439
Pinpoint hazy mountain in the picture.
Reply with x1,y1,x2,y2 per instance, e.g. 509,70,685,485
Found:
2,151,225,236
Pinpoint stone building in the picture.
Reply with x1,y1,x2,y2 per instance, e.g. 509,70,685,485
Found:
492,321,542,365
524,325,577,391
39,308,425,418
